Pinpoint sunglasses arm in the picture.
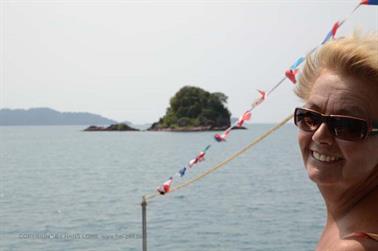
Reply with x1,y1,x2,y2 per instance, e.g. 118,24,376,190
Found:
371,121,378,136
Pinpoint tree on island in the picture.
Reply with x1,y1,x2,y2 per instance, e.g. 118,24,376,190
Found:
149,86,231,131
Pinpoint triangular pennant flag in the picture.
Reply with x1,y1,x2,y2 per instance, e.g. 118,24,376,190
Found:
236,111,252,127
285,69,298,84
321,21,340,44
361,0,378,5
178,167,187,177
157,177,173,195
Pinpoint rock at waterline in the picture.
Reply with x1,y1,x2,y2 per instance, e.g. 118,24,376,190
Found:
83,123,139,131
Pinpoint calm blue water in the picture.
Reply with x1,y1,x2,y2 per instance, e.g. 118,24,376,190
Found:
0,124,326,251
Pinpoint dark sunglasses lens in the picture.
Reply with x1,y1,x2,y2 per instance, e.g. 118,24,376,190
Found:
329,117,368,140
295,109,321,132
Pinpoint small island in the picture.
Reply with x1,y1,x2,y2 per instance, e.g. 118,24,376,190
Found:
84,123,139,131
148,86,232,131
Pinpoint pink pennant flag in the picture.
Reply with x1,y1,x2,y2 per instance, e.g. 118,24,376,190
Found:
196,151,206,162
188,151,206,167
214,128,231,142
157,177,173,195
236,111,252,127
252,89,266,108
214,133,225,142
188,158,197,167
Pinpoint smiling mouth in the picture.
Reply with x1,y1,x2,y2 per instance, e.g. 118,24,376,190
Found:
311,151,343,163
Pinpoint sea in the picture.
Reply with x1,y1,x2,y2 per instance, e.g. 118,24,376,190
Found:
0,124,326,251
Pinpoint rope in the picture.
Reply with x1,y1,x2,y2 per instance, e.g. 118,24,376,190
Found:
144,113,294,202
266,77,286,96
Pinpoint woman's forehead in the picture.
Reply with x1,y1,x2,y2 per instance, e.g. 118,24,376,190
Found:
306,71,377,118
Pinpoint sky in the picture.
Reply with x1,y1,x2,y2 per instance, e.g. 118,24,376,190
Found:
0,0,377,124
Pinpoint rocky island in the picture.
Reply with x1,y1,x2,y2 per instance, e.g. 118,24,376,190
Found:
148,86,232,132
84,123,139,131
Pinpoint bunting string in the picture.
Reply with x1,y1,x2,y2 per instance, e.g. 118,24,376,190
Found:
145,0,377,202
145,114,294,201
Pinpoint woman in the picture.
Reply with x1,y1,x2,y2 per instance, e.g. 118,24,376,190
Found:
293,33,378,250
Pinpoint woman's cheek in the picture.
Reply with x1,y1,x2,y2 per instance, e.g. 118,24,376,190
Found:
298,131,311,163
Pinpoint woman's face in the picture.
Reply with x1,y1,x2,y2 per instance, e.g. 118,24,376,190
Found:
298,70,378,188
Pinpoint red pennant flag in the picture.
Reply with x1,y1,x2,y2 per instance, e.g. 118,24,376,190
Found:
331,21,340,38
157,177,173,195
189,150,207,167
361,0,378,5
285,69,299,84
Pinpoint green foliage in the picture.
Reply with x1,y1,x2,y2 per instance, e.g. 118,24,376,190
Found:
107,123,136,131
157,86,231,129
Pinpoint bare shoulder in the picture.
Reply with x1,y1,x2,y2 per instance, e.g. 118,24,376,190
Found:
330,238,378,251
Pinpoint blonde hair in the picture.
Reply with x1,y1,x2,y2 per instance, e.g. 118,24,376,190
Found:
295,33,378,100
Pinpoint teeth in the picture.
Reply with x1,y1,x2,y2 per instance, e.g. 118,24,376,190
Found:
312,151,340,162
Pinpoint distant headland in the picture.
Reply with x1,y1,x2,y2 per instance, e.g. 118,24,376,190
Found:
0,108,117,126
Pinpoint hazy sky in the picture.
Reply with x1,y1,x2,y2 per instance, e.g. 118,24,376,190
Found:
1,0,377,123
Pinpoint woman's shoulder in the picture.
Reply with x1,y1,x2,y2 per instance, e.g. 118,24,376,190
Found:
317,232,378,251
330,233,378,251
346,232,378,241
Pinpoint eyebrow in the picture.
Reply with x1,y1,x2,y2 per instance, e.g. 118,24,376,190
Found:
304,103,320,111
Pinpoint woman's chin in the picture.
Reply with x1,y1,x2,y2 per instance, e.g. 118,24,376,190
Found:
306,164,341,186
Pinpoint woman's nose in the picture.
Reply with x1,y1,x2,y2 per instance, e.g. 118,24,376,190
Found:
312,123,334,145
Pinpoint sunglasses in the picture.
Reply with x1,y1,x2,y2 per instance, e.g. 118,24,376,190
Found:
294,107,378,141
